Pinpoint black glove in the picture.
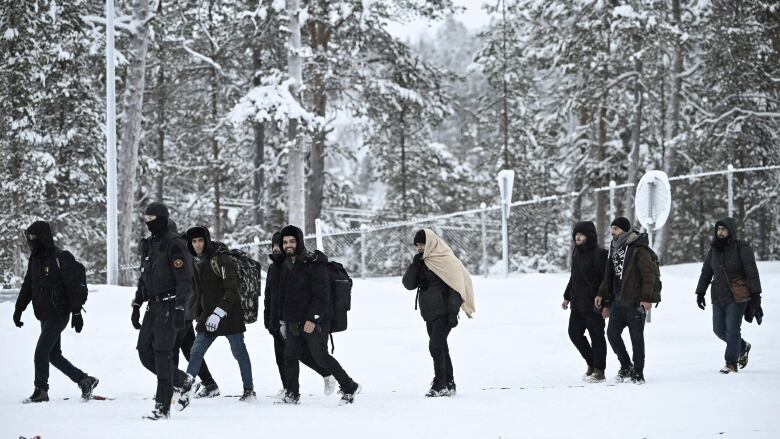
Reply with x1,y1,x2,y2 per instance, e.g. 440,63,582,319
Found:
173,307,185,330
13,309,23,328
696,294,706,310
448,314,458,328
71,312,84,333
752,294,763,325
413,252,423,265
131,304,141,330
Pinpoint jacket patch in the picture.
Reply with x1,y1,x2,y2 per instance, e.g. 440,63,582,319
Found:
173,258,184,269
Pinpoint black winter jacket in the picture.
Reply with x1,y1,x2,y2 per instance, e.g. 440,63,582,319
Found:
564,222,608,313
191,241,246,335
278,225,331,324
15,221,83,321
263,252,285,331
136,220,195,319
695,217,762,305
402,258,463,322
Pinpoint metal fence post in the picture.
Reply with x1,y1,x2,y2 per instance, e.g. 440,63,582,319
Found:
480,202,488,277
727,164,734,217
609,180,616,220
360,224,367,279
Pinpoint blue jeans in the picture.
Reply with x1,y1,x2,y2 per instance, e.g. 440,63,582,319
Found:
712,301,748,365
187,332,253,390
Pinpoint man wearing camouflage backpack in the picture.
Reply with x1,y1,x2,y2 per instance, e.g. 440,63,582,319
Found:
595,217,660,384
180,226,255,404
277,225,360,405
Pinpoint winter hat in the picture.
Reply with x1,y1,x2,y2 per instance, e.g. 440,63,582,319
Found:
413,229,427,245
271,232,282,247
144,201,170,218
26,220,52,238
611,217,631,233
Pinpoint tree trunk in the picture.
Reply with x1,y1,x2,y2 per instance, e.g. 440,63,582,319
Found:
400,107,407,220
118,0,150,285
624,34,643,226
595,105,608,247
155,28,165,201
306,4,330,233
252,42,265,228
209,0,221,240
286,0,306,231
656,0,683,262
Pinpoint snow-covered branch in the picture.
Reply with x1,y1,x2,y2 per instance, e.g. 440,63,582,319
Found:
81,15,135,33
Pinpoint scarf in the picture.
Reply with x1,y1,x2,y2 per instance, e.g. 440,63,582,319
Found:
421,229,476,318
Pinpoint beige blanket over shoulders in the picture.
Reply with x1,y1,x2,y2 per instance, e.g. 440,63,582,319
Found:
422,229,476,318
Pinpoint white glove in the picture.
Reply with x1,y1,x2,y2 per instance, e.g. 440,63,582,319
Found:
280,321,287,340
206,307,226,332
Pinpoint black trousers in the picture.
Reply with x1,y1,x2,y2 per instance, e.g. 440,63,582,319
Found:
568,310,607,371
283,322,356,397
271,330,329,388
34,316,87,391
174,322,216,387
607,305,646,372
136,301,185,413
426,317,453,389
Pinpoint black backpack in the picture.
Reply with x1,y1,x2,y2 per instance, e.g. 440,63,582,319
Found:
327,261,353,333
56,251,88,309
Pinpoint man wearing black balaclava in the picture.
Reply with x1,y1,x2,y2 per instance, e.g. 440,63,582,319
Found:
695,217,763,374
13,220,99,403
134,202,196,420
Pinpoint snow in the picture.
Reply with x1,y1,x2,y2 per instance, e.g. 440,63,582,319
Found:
1,263,778,438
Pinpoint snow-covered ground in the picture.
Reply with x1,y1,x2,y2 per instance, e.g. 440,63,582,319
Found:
1,263,778,439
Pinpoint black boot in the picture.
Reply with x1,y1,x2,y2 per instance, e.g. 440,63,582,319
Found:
425,380,448,398
23,387,49,404
143,403,170,420
239,389,256,402
631,369,646,384
616,364,633,383
738,343,751,369
339,382,361,405
447,379,457,396
78,375,99,400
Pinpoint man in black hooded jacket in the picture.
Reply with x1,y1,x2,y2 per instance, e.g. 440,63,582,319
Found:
13,220,99,403
133,202,196,419
277,225,360,405
695,217,763,374
264,232,334,398
562,221,608,382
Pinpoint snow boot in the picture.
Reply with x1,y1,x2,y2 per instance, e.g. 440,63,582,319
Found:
195,381,220,399
425,380,449,398
323,375,337,396
586,368,606,383
339,382,361,405
447,379,457,396
584,366,594,378
631,369,646,384
279,391,300,405
177,374,200,411
615,365,633,383
738,342,751,369
143,403,170,421
239,389,256,402
23,387,49,404
78,375,99,400
720,364,738,374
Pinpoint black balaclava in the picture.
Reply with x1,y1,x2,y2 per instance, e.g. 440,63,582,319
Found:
185,226,211,256
144,202,170,235
26,220,55,257
413,229,427,246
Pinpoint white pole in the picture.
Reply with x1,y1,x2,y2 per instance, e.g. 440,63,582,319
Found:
360,224,367,279
727,164,734,217
315,218,323,251
501,202,509,278
608,180,616,220
480,202,488,278
105,0,118,285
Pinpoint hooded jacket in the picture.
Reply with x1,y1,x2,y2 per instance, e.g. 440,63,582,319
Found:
695,217,762,305
597,230,656,307
564,221,609,312
137,218,195,318
15,221,84,321
185,227,246,335
277,225,331,324
263,251,286,331
402,257,463,322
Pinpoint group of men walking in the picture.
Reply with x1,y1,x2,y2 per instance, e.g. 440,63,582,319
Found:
562,216,765,383
11,204,766,418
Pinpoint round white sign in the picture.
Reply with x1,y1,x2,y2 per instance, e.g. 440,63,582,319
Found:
634,170,672,231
